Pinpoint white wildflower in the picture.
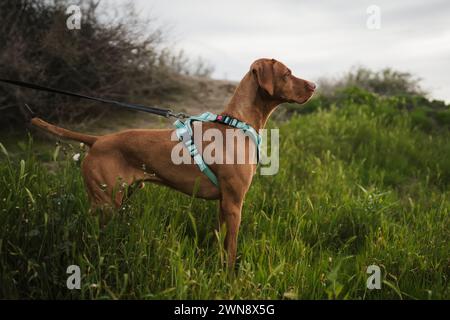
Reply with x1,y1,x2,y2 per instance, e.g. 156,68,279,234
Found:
73,153,81,162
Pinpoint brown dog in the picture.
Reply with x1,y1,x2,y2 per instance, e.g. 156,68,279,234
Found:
31,58,315,267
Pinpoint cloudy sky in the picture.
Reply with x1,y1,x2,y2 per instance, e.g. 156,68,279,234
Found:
114,0,450,101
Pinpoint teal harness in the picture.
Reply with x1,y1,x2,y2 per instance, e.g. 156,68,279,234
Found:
174,112,262,187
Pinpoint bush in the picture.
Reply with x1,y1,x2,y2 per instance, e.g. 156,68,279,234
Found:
280,74,449,131
0,0,194,127
318,66,425,97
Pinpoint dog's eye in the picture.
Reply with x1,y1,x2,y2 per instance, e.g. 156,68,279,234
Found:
284,72,291,79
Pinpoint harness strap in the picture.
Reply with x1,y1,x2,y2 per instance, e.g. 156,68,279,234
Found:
213,114,261,163
174,118,219,186
174,112,262,188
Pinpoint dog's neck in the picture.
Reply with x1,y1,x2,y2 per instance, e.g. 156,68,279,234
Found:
221,72,279,131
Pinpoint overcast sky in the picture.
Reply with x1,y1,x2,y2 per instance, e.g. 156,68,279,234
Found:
112,0,450,101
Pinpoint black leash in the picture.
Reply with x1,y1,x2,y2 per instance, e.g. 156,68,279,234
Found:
0,78,188,119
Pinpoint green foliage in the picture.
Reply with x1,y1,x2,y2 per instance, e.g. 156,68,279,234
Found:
435,110,450,126
318,66,425,97
280,66,449,134
282,86,450,132
1,100,449,299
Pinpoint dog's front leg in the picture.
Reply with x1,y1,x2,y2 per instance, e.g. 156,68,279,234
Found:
220,188,245,268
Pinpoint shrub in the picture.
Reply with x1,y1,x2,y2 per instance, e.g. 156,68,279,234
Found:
0,0,194,127
280,73,449,131
318,66,425,97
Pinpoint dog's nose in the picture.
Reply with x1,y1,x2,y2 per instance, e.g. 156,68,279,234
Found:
305,80,316,91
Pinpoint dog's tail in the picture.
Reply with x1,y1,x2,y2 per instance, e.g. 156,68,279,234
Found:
31,117,98,146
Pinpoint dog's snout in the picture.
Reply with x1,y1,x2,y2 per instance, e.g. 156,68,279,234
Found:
305,80,316,91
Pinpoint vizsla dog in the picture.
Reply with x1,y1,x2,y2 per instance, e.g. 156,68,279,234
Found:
31,58,316,267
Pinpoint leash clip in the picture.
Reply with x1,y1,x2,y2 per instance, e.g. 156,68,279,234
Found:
168,110,189,119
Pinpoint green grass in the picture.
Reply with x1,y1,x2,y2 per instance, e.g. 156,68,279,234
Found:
0,102,449,299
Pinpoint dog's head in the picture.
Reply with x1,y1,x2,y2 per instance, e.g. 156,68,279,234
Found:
251,58,316,104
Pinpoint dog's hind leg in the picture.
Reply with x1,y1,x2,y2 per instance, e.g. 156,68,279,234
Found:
81,153,135,224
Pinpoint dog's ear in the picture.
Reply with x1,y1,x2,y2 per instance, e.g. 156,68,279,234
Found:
251,59,275,96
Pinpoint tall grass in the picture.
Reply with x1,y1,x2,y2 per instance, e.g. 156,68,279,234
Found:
0,102,449,299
